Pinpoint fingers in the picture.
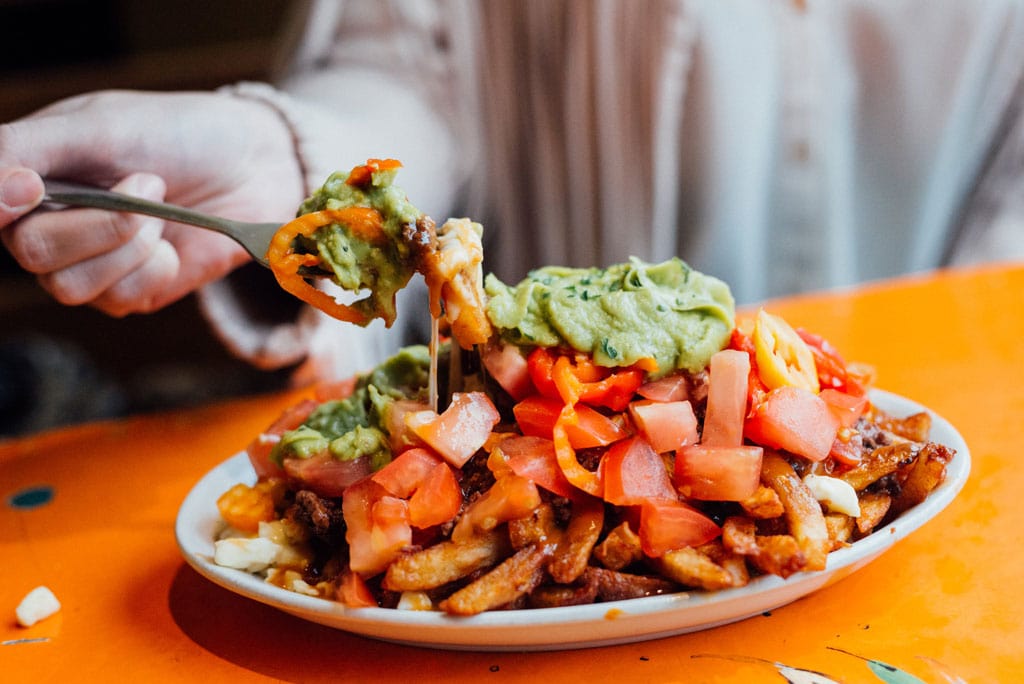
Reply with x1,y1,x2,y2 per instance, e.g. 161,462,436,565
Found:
88,240,182,317
0,167,44,228
5,172,181,313
5,173,167,274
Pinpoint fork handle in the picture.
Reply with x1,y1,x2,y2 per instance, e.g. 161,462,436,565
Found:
42,179,238,234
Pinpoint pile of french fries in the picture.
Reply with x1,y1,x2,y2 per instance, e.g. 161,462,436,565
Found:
239,402,952,616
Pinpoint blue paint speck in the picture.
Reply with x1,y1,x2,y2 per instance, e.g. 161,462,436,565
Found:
7,485,55,510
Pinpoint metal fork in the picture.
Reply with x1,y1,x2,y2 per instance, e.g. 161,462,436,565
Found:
41,179,282,267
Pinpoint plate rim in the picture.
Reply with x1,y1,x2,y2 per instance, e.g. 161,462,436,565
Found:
174,389,970,651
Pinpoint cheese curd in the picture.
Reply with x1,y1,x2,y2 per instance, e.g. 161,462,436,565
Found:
803,473,861,517
15,585,61,627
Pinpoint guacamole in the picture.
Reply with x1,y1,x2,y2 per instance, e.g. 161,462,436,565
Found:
272,346,431,467
296,165,424,326
485,257,735,375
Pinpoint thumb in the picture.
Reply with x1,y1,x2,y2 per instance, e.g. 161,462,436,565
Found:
0,167,44,228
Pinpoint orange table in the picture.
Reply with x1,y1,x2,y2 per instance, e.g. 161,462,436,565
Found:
3,263,1023,682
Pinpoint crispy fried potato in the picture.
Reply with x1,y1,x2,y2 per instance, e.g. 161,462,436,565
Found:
382,528,510,592
875,409,932,442
890,442,953,516
824,513,854,548
439,545,549,615
722,516,759,555
855,491,892,535
739,485,786,519
722,516,806,578
656,546,735,591
698,540,750,587
508,502,562,550
838,442,919,491
585,567,680,601
748,535,807,577
760,451,829,571
527,578,600,608
549,496,604,583
594,521,644,571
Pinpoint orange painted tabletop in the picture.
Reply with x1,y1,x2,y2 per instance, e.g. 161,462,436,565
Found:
3,262,1022,682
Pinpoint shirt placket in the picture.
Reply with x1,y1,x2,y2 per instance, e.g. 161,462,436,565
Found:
770,0,827,297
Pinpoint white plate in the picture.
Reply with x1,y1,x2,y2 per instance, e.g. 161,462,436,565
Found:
175,390,970,651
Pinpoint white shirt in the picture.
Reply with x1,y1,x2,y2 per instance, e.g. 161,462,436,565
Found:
202,0,1024,381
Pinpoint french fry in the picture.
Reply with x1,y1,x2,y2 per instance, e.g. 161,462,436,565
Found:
739,485,786,519
838,442,918,491
593,521,644,571
508,502,562,550
890,442,953,516
874,409,932,443
722,516,806,578
699,540,750,587
585,567,680,601
824,513,854,548
749,535,807,577
549,496,604,583
760,451,829,571
721,516,759,555
528,580,600,608
655,546,735,591
439,544,549,615
855,491,892,535
382,528,510,592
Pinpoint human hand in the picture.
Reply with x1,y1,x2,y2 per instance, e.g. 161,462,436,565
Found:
0,89,304,316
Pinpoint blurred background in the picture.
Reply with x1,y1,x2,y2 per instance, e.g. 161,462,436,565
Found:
1,0,304,437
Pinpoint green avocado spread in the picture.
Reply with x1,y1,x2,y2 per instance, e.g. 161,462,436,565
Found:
296,166,424,325
272,346,431,467
485,257,735,375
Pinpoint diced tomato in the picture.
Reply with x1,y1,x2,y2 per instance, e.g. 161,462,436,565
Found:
674,444,764,501
451,474,542,542
383,399,430,453
371,447,441,498
246,399,318,478
337,570,378,607
514,395,628,449
343,477,405,576
282,453,373,498
369,495,412,565
727,328,769,413
638,498,721,557
828,428,864,467
744,386,839,462
701,349,750,447
601,437,677,506
628,399,698,453
497,435,576,498
407,461,463,528
481,341,534,401
819,388,869,428
636,373,690,402
406,392,500,467
368,447,461,529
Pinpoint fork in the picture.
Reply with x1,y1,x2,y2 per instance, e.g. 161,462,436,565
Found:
41,179,282,267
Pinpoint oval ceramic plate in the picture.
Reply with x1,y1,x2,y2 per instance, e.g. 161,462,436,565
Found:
175,390,970,651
